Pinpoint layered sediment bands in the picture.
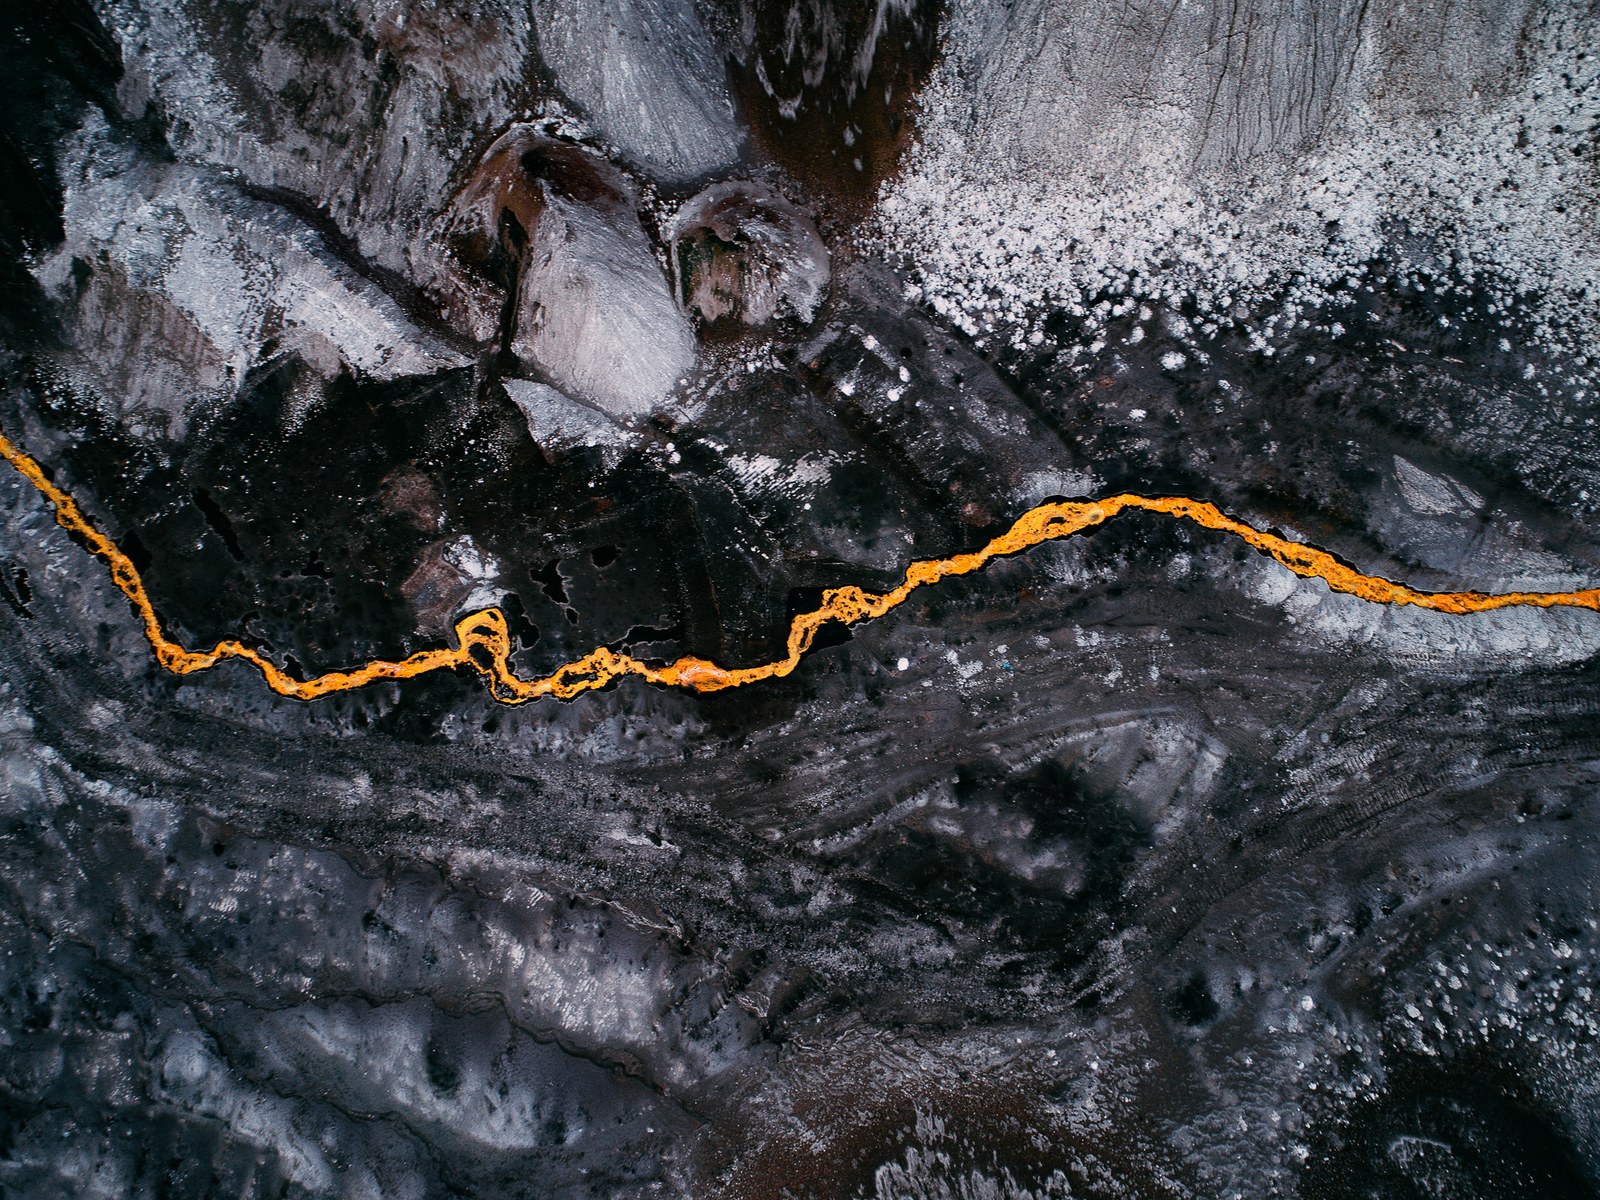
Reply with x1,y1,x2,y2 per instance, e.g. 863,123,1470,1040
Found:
941,0,1535,172
4,425,1596,706
880,2,1600,367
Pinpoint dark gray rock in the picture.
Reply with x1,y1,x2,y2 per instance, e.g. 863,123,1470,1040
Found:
2,2,1598,1198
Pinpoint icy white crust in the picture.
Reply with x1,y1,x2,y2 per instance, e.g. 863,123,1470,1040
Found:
514,194,698,417
101,0,534,347
530,0,744,182
457,129,698,418
502,378,638,465
875,1,1600,361
35,115,466,438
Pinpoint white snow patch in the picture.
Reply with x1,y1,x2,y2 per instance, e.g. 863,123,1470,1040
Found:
503,378,636,465
873,4,1600,366
531,0,744,181
724,451,838,498
442,537,503,614
38,114,464,435
1392,457,1483,516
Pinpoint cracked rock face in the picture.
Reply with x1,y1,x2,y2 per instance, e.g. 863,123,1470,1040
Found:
3,2,1600,1198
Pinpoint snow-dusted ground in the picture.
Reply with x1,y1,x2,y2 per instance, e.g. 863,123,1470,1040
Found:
877,2,1600,365
3,2,1600,1197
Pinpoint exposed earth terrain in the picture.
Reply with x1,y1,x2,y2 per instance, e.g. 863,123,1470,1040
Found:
2,2,1599,1197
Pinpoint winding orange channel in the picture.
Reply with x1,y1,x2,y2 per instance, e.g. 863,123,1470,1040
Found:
2,425,1598,703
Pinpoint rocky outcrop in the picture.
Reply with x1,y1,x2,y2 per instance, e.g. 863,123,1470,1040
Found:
668,180,831,328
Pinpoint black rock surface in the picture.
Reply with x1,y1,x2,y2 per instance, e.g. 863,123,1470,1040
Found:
2,3,1598,1197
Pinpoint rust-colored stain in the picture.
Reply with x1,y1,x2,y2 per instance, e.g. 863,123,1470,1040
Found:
3,426,1597,703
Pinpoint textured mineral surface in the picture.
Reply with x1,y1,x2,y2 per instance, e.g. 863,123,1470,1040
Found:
2,2,1599,1197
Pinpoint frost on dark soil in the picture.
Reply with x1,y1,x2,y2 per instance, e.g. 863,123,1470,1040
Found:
2,2,1600,1198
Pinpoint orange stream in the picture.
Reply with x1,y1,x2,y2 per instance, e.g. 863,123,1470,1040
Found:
3,426,1597,703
